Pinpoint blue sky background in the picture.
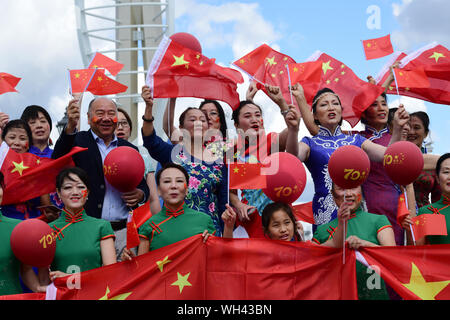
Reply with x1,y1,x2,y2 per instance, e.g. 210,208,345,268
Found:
174,0,450,156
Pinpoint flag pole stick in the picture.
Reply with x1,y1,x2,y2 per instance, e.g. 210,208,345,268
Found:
227,162,230,205
343,193,348,264
404,187,417,245
286,65,294,105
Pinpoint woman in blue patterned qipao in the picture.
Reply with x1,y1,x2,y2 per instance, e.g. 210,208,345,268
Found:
284,86,410,227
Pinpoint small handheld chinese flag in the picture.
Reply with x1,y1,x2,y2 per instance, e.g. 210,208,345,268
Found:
229,163,267,190
292,201,314,225
69,69,96,94
0,72,21,95
396,193,410,226
394,67,430,89
127,201,152,249
362,34,394,60
411,214,447,240
86,69,128,95
88,52,124,76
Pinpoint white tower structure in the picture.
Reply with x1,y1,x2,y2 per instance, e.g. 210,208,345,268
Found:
74,0,175,142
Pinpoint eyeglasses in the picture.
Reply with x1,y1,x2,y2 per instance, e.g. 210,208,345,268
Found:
117,121,130,128
204,111,219,119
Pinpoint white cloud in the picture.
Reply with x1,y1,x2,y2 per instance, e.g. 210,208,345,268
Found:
388,95,427,113
391,0,450,51
174,0,281,59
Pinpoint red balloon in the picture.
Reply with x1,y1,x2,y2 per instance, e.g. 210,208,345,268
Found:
103,146,145,192
262,152,307,204
383,141,424,186
170,32,202,53
328,145,370,189
10,219,56,267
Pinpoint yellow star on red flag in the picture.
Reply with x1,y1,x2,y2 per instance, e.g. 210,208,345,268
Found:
171,272,192,294
171,54,190,68
156,256,172,272
98,286,132,300
322,60,333,75
429,52,445,63
11,161,29,176
402,263,450,300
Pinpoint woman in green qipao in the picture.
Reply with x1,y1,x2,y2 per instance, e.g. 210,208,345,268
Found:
122,163,214,260
39,167,116,283
313,183,396,300
416,153,450,245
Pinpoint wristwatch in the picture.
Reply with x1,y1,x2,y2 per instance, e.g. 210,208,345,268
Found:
142,115,154,122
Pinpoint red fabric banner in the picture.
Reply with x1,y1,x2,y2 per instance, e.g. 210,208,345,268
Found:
357,244,450,300
46,235,357,300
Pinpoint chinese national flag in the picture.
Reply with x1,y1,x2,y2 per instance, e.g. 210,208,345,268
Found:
357,244,450,300
394,67,430,89
362,34,394,60
0,143,87,205
0,72,21,95
306,51,385,127
229,163,267,189
69,69,96,94
396,193,410,226
127,200,153,249
88,52,124,76
288,62,323,105
292,201,315,224
411,214,447,240
233,44,298,106
376,43,450,105
86,69,128,95
147,36,243,109
42,235,357,300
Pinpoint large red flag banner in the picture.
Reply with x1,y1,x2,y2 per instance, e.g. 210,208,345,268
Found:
147,36,244,110
40,235,357,300
306,51,385,127
357,244,450,300
376,43,450,105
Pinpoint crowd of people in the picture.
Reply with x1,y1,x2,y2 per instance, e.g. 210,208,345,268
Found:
0,62,449,300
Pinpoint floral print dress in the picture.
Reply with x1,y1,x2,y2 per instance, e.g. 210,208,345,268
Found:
143,130,227,236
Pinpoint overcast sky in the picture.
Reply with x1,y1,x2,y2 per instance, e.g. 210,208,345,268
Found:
1,0,449,203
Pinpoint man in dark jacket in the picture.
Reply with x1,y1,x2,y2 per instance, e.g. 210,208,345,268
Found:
52,97,149,259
